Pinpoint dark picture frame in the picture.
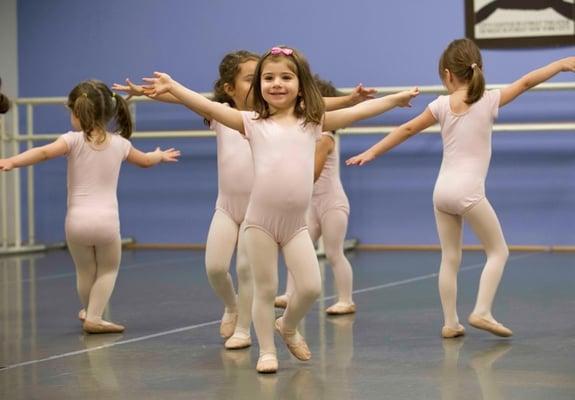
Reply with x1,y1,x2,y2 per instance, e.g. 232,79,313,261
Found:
465,0,575,48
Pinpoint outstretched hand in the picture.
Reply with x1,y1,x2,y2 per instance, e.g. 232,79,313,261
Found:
141,72,174,97
111,78,146,100
560,56,575,72
345,150,375,166
156,147,181,163
0,159,15,171
396,87,420,108
350,84,377,105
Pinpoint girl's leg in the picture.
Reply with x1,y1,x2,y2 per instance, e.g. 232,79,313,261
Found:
276,230,321,360
67,241,98,312
321,209,354,309
464,199,509,323
225,221,253,349
434,207,464,330
87,237,122,322
205,210,240,338
244,227,279,365
276,218,319,307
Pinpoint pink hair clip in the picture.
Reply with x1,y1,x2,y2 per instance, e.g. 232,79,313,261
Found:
270,47,293,56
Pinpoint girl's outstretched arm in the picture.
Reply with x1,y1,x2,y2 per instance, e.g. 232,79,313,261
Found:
324,84,377,111
346,108,436,166
0,137,68,171
323,88,419,132
126,146,181,168
142,72,245,134
500,56,575,107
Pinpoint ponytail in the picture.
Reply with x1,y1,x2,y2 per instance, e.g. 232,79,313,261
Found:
68,80,133,141
73,93,98,138
112,93,133,139
439,39,485,105
465,64,485,105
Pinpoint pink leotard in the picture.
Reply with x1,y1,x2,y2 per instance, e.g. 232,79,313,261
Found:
211,119,254,225
241,111,320,246
308,132,350,229
428,90,501,215
62,131,132,245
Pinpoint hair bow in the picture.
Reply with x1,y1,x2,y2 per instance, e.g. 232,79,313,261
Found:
270,47,293,56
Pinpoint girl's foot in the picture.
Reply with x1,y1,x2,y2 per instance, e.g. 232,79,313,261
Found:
83,319,125,334
468,313,512,337
220,311,238,338
274,295,289,309
441,324,466,338
224,331,252,350
274,317,311,361
256,352,278,374
78,309,87,322
326,302,356,315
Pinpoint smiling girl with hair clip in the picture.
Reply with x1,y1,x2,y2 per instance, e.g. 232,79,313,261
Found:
114,50,374,350
142,46,417,373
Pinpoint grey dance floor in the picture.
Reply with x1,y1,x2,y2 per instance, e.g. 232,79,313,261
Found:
1,248,574,399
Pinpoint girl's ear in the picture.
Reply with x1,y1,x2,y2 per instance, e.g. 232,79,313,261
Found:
223,82,235,97
443,68,452,83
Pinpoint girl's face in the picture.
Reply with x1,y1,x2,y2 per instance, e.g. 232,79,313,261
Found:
227,59,257,111
260,58,300,112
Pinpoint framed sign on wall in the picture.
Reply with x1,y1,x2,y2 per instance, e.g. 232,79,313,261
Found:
465,0,575,48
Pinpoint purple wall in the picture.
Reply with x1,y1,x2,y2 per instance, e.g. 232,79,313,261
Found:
16,0,575,245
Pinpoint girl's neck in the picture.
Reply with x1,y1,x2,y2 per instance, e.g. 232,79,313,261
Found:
449,84,468,95
268,103,296,120
89,129,107,144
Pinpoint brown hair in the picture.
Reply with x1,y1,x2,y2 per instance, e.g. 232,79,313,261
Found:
314,75,343,134
204,50,260,125
251,46,324,126
67,79,133,141
212,50,260,106
0,77,10,114
438,38,485,104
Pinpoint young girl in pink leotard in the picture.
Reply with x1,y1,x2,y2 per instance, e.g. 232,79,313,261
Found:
114,51,373,350
115,51,260,349
347,38,575,339
0,80,180,334
143,46,417,373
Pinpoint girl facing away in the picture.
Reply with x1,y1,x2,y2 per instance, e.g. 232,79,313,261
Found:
347,38,575,339
142,45,417,373
275,76,356,316
113,50,374,350
0,80,180,334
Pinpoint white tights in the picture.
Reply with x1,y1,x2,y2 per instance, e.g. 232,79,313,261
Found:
435,198,509,328
67,237,122,322
245,228,321,356
284,209,353,304
204,210,252,335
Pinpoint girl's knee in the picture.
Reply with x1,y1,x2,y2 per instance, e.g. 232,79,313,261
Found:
300,281,321,301
441,252,462,268
487,246,509,263
236,264,252,286
325,249,345,266
206,262,229,282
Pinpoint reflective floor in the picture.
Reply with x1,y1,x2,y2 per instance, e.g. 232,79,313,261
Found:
1,249,574,399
